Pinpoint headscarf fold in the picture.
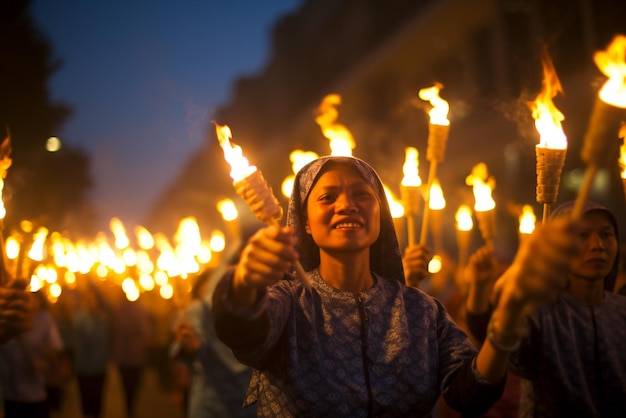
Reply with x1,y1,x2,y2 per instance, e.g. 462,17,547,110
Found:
286,155,405,283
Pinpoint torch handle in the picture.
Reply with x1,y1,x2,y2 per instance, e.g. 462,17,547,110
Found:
542,203,551,224
267,218,312,291
419,161,439,246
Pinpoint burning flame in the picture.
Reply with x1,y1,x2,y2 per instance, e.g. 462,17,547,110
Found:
110,217,130,250
28,226,49,265
455,205,473,231
418,83,450,126
217,198,238,221
315,94,355,156
428,179,446,210
530,50,568,149
383,185,405,218
428,254,442,274
282,150,319,198
594,35,626,108
135,225,154,250
401,147,422,187
466,163,496,212
519,204,536,235
214,122,257,182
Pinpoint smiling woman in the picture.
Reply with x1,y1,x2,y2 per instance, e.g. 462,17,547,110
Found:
209,155,581,417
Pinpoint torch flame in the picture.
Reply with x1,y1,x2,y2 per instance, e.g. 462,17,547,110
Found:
418,83,450,126
28,227,49,263
519,204,536,235
466,163,496,212
594,35,626,108
428,179,446,210
530,50,568,149
282,150,319,198
135,225,154,250
455,205,473,231
401,147,422,187
217,198,238,221
109,217,130,250
315,94,355,156
214,122,257,182
383,185,405,218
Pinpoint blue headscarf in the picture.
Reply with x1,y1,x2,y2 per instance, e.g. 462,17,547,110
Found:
550,200,620,291
286,155,405,283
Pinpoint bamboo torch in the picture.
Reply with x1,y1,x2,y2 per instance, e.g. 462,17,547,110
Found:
466,163,496,250
418,83,450,245
399,147,423,246
529,50,568,223
573,35,626,220
214,122,311,290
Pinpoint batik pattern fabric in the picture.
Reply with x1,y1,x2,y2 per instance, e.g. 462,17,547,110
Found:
214,268,504,417
509,292,626,417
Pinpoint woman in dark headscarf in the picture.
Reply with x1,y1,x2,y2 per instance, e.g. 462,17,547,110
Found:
212,156,577,417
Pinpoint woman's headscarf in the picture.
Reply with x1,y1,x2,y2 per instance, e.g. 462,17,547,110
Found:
550,200,620,291
286,155,405,283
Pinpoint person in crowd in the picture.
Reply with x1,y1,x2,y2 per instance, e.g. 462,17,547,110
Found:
172,268,254,418
0,290,63,418
0,278,33,345
211,155,578,417
73,278,113,418
111,289,152,418
465,200,626,417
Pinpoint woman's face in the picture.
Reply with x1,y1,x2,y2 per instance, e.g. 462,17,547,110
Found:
305,163,380,255
569,210,618,282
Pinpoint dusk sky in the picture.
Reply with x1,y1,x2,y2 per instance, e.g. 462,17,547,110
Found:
30,0,303,231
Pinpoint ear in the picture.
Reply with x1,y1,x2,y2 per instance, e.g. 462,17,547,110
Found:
305,218,311,234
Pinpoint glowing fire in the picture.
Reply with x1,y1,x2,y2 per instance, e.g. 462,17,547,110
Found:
401,147,422,187
455,205,473,231
217,198,238,221
428,179,446,210
466,163,496,212
282,150,319,198
519,204,536,235
383,185,405,218
418,83,450,126
315,94,355,156
214,122,257,182
594,35,626,108
530,50,568,149
135,225,155,250
109,217,130,250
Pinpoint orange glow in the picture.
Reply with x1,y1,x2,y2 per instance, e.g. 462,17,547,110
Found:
530,50,568,149
315,94,355,156
214,122,257,182
109,217,130,250
466,163,496,212
519,204,536,235
28,227,49,264
428,179,446,210
383,185,405,218
0,131,12,220
418,83,450,126
217,198,238,221
401,147,422,187
282,150,319,198
455,205,473,231
135,225,155,250
594,35,626,107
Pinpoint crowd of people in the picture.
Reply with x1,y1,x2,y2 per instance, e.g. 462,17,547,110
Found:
0,154,625,417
